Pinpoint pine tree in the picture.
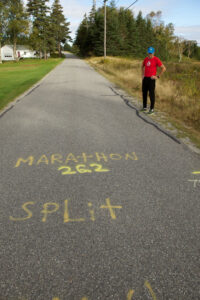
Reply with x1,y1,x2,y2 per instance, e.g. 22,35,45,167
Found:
126,10,138,56
135,11,147,57
7,0,29,60
74,4,177,59
90,8,104,56
27,0,51,59
74,14,90,56
50,0,71,56
0,0,8,63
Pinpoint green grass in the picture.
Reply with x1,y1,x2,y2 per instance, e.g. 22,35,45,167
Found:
0,58,64,111
87,56,200,150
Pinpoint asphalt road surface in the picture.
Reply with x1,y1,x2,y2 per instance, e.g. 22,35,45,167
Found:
0,54,199,300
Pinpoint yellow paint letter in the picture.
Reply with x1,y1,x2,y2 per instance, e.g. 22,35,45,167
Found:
96,152,108,162
65,153,78,164
110,153,122,160
100,198,122,220
10,202,34,221
15,156,34,168
79,153,93,163
127,289,135,300
64,200,85,223
88,203,95,221
144,281,157,300
41,203,59,222
125,152,138,161
51,154,63,165
37,155,49,165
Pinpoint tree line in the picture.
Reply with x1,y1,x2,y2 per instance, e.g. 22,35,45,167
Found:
0,0,71,63
74,1,200,61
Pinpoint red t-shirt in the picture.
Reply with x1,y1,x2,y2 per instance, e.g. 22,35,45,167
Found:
143,56,162,77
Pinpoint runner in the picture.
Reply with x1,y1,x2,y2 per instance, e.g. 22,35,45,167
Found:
141,47,166,114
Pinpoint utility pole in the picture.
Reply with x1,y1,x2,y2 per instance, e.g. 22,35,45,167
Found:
104,0,107,59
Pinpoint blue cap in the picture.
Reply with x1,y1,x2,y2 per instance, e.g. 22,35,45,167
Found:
148,47,155,54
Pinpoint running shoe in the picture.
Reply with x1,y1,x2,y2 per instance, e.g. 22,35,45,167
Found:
148,109,154,114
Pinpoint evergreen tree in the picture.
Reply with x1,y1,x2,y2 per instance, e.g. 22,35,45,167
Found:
74,3,191,61
0,0,8,63
27,0,51,59
106,6,121,55
135,11,147,57
50,0,71,56
7,0,29,60
74,14,90,56
126,10,138,56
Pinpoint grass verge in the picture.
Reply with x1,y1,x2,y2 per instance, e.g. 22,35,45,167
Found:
0,58,64,111
87,56,200,150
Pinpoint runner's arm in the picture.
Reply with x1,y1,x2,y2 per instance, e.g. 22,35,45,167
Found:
141,64,145,79
157,64,166,78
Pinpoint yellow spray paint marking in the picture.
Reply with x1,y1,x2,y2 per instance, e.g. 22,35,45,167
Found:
15,156,34,167
188,179,200,188
41,203,59,222
51,154,63,164
9,198,122,223
14,151,139,168
77,153,93,163
36,155,49,165
96,152,108,162
9,202,35,221
100,198,122,220
127,289,135,299
81,298,88,300
192,171,200,174
58,165,77,175
110,153,122,160
52,298,60,300
125,152,138,161
88,203,95,221
64,200,85,223
65,153,79,163
58,164,110,175
144,281,157,300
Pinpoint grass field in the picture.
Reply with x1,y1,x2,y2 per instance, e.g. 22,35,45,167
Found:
0,58,64,111
87,56,200,149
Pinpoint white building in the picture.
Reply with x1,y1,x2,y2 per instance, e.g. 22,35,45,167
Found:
1,45,37,61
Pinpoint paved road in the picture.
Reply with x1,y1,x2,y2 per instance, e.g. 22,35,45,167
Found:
0,54,199,300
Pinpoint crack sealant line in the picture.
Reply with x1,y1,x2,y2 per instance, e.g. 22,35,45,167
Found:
0,105,14,119
110,86,181,145
0,83,40,119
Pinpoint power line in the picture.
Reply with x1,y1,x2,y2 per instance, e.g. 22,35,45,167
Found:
126,0,139,10
115,0,121,5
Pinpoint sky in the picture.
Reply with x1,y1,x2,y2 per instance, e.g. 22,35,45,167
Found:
25,0,200,44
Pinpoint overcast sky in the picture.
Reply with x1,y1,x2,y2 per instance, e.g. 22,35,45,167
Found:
25,0,200,44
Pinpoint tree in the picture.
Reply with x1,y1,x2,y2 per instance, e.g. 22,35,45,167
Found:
126,10,138,56
75,3,187,61
74,14,90,56
175,36,186,62
50,0,71,56
135,11,147,57
146,11,163,29
183,40,197,58
27,0,51,59
0,0,8,63
7,0,29,60
146,11,174,60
